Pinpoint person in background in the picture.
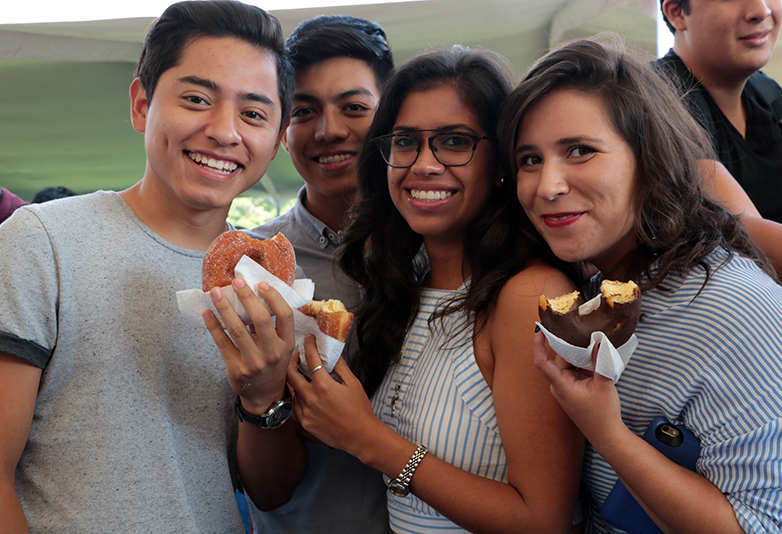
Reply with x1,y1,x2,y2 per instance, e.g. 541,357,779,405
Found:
245,14,393,534
0,187,29,223
655,0,782,223
499,38,782,533
285,46,584,534
0,2,300,532
32,185,77,203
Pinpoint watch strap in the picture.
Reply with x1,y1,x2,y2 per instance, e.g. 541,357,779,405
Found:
388,444,427,497
234,391,292,429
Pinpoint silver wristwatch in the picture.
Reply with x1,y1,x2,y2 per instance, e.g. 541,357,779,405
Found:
387,444,428,497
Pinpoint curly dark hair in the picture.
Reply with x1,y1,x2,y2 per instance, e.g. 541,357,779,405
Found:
497,38,773,293
338,46,575,396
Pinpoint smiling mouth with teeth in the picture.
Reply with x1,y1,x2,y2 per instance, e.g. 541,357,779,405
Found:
410,190,453,201
189,151,239,174
318,154,353,165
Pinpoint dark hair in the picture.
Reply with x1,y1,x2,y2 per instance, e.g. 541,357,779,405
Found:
660,0,689,33
135,0,294,127
498,38,773,292
339,46,572,396
286,15,394,90
32,186,77,203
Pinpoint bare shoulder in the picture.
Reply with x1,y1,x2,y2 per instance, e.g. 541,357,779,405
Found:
486,261,576,366
494,261,576,315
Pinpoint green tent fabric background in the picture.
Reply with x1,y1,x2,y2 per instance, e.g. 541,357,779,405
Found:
0,59,302,204
8,0,778,218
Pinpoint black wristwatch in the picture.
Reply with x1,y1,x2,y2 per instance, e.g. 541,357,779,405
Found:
234,392,293,430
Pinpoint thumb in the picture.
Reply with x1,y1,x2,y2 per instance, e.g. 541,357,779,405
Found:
331,356,361,387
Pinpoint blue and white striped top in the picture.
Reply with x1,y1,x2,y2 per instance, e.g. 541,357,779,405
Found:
584,249,782,533
371,286,507,533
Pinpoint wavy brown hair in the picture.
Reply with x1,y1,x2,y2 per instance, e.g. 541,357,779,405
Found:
498,39,773,294
339,46,575,396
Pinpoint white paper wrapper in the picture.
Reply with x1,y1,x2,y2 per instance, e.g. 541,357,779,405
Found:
176,254,314,328
293,309,345,376
536,322,638,383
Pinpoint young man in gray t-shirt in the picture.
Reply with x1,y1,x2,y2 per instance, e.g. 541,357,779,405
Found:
0,3,306,531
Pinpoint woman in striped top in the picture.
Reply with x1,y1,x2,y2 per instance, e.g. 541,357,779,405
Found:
499,39,782,533
288,47,584,533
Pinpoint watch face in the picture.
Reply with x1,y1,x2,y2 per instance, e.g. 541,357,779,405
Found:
387,480,409,498
266,399,294,429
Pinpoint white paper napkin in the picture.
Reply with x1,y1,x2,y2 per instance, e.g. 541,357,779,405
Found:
293,309,345,376
176,254,314,327
536,322,638,383
176,254,346,375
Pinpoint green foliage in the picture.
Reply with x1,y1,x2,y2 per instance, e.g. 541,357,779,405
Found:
228,195,296,230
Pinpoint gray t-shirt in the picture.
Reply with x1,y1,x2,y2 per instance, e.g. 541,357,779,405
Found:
248,187,390,534
0,191,245,533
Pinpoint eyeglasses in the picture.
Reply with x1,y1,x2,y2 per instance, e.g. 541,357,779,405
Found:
372,130,492,168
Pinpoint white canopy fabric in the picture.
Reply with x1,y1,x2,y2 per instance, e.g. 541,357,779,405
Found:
0,0,661,71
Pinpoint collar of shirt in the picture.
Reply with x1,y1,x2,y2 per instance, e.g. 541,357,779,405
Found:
294,187,342,250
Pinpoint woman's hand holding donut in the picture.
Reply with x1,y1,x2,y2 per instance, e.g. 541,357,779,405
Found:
533,330,625,449
204,277,295,413
286,335,383,458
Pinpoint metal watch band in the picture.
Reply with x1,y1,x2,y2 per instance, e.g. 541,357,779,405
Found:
388,444,427,497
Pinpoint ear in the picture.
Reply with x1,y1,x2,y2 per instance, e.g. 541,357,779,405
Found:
272,117,291,160
129,78,149,134
280,119,291,154
662,0,688,32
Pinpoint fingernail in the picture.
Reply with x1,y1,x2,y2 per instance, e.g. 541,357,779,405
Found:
258,281,270,291
211,287,223,300
534,325,540,333
233,277,246,289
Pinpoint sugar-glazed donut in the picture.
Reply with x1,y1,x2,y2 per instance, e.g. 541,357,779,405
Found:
298,299,354,342
202,231,296,292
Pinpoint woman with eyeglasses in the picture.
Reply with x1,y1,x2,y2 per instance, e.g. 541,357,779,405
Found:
286,46,584,533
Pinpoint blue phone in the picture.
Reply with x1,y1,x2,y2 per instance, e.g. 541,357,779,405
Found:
599,417,701,534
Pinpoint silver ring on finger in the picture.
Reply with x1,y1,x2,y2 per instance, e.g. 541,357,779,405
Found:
310,364,325,374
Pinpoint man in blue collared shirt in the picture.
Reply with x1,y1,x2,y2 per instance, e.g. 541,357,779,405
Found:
246,15,394,534
251,15,393,310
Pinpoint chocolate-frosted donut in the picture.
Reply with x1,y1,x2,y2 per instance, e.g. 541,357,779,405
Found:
202,231,296,291
539,280,641,348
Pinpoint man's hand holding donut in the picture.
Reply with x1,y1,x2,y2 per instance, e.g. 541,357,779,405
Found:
204,275,307,511
203,277,295,411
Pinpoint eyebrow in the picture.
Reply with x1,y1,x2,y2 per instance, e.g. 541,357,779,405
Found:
179,75,275,107
392,124,478,133
516,136,606,153
292,87,376,104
